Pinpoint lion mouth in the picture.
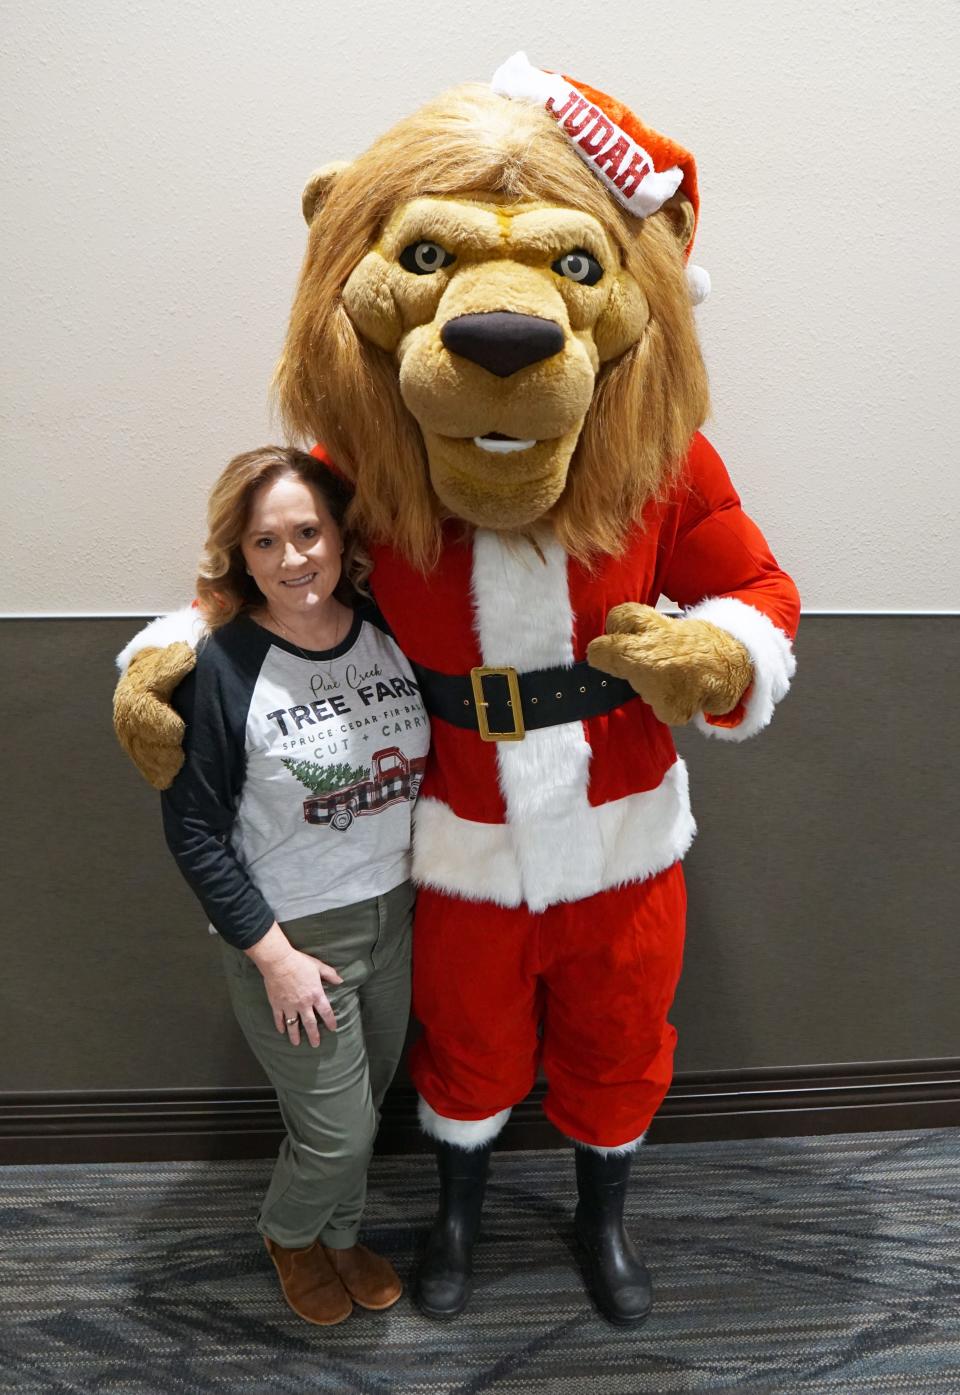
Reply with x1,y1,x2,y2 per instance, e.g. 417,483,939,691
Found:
471,432,538,454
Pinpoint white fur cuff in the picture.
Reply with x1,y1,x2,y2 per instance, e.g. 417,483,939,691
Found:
683,596,796,742
573,1130,647,1156
115,605,208,675
417,1097,511,1149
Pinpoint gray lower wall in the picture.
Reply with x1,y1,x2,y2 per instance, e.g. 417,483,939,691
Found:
1,615,957,1095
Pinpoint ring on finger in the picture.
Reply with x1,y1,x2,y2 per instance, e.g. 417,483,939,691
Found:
285,1015,298,1027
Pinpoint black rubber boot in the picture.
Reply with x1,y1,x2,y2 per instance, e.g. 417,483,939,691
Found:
413,1141,492,1319
574,1147,653,1327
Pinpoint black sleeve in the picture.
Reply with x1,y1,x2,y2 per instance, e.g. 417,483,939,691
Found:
160,640,275,950
356,595,394,639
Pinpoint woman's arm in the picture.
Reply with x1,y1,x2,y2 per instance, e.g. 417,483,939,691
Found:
160,663,275,949
161,654,342,1044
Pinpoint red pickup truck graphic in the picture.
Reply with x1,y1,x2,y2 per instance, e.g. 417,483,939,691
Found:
302,747,427,831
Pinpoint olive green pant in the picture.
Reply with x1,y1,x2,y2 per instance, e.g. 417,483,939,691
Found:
220,880,414,1249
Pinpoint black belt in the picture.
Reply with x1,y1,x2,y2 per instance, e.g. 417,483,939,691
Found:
410,658,637,741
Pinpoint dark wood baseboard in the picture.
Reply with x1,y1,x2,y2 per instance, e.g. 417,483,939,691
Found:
3,1059,958,1164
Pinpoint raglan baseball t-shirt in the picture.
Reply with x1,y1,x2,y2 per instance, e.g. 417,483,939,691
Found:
161,609,430,949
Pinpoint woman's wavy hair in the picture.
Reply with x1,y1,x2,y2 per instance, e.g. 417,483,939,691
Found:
196,445,370,630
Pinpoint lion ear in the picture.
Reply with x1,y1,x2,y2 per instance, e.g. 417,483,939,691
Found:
647,194,711,303
301,161,352,225
656,192,696,254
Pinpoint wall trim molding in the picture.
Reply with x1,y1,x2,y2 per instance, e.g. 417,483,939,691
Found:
2,611,960,622
3,1059,958,1164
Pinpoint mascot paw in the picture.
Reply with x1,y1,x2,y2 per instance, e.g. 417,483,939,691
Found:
113,642,196,790
586,603,753,727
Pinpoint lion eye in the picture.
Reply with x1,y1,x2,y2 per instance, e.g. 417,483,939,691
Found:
399,241,456,275
552,249,603,286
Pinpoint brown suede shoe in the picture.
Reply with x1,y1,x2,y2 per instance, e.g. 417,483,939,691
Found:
323,1243,403,1311
264,1236,353,1326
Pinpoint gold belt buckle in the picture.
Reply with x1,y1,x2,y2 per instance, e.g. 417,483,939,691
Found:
469,666,525,742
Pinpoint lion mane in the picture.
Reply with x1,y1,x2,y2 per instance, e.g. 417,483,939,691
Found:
274,83,709,571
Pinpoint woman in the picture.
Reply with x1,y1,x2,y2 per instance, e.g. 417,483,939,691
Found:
161,445,429,1325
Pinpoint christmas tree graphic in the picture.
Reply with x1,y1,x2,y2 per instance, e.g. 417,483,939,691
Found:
282,757,370,796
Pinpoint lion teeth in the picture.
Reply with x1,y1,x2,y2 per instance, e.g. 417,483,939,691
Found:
472,437,537,453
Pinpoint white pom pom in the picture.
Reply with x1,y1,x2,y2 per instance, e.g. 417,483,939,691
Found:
491,52,566,106
686,264,711,304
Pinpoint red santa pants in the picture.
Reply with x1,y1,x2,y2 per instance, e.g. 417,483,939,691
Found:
409,862,687,1150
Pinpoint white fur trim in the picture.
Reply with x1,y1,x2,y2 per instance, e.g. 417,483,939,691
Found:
686,264,711,304
683,596,796,743
417,1097,511,1148
412,762,696,912
115,605,207,675
473,531,595,908
626,167,684,218
471,529,575,669
574,1130,647,1156
413,799,524,905
452,532,698,909
491,52,682,220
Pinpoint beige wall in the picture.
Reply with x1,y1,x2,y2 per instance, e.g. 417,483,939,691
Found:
3,0,959,614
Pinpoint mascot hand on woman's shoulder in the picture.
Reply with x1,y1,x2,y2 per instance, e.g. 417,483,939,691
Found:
114,53,800,1328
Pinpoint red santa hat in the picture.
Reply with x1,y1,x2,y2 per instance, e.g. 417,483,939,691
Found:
491,53,710,304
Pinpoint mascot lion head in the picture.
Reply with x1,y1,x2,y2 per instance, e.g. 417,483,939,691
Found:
275,70,708,570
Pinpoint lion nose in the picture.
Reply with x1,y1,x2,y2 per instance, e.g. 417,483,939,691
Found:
440,312,565,378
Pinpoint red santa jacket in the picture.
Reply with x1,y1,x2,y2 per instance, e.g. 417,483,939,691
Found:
119,432,799,916
363,432,800,913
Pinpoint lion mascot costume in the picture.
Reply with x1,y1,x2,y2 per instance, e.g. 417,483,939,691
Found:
114,54,800,1326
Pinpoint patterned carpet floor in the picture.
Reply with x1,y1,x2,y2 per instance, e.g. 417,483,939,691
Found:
1,1128,959,1394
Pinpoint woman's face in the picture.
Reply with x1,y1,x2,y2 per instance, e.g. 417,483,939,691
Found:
241,475,344,621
